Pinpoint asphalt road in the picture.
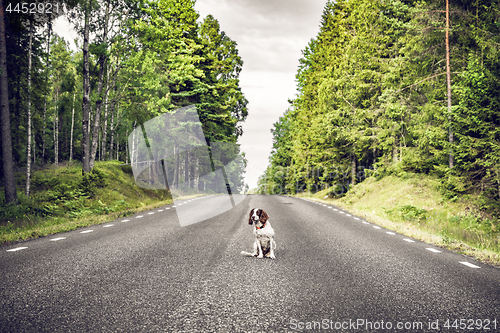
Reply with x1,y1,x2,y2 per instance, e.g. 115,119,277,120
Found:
1,194,498,332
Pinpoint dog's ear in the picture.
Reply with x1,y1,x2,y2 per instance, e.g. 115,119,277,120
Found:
248,209,254,225
259,209,269,223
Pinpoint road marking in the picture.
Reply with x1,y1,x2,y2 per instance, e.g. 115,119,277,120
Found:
362,221,369,224
157,210,163,212
386,232,396,235
80,230,93,233
354,217,360,220
346,214,352,217
328,206,333,208
339,211,344,214
426,248,441,253
50,237,66,241
136,216,144,218
460,262,480,268
148,212,154,215
322,204,327,206
166,207,170,210
333,208,338,211
172,205,176,207
121,219,130,222
103,224,114,227
178,204,183,206
373,226,381,229
403,239,415,243
7,247,28,252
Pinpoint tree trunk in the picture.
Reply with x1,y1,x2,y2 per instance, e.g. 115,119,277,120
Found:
101,65,111,161
89,0,111,170
351,153,356,186
26,20,34,196
82,0,91,174
109,104,115,160
446,0,454,168
54,90,59,166
0,0,17,204
70,92,75,162
42,22,52,166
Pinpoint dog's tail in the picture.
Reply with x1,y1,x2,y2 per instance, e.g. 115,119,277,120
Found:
240,251,256,257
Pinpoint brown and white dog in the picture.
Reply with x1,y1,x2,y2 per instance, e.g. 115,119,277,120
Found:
241,208,276,259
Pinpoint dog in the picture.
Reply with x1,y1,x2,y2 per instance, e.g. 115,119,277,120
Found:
241,208,276,259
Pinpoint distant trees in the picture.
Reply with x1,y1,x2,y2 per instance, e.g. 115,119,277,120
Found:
0,0,248,204
262,0,500,212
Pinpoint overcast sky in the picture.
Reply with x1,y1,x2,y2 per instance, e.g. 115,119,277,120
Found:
54,0,327,191
195,0,326,190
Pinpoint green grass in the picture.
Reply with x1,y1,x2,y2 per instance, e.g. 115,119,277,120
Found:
294,173,500,267
0,160,201,245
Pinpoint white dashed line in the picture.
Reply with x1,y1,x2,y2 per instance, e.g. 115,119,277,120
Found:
7,247,28,252
363,221,370,224
354,217,360,220
50,237,66,241
386,232,396,235
333,209,338,211
121,220,130,223
403,239,415,243
166,207,170,210
339,211,344,214
103,224,114,228
136,216,143,218
80,230,94,233
426,248,441,253
177,204,183,206
346,214,352,217
373,226,381,230
148,212,154,215
460,262,480,268
157,210,163,212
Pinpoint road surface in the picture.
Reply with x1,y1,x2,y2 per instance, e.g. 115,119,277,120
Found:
1,194,498,332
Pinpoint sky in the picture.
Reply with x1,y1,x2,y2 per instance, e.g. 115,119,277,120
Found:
54,0,327,191
194,0,326,190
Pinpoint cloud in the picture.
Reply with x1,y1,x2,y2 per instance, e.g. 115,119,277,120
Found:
196,0,324,73
195,0,326,189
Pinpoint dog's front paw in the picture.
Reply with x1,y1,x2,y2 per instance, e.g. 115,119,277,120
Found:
270,254,276,259
257,254,263,259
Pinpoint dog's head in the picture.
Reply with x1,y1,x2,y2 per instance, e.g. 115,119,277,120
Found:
249,208,269,226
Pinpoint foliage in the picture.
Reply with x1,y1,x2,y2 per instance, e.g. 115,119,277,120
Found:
260,0,500,217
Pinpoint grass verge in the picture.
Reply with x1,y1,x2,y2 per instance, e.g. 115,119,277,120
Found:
293,173,500,267
0,160,202,245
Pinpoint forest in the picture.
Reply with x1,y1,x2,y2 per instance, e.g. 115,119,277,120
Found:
259,0,499,217
0,0,248,210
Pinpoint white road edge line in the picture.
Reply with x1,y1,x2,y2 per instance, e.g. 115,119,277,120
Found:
50,237,66,241
403,239,415,243
136,216,144,218
121,220,130,222
80,230,93,233
354,217,360,220
103,224,114,228
148,212,154,215
7,247,28,252
386,232,396,235
426,248,441,253
373,226,381,229
460,262,480,268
